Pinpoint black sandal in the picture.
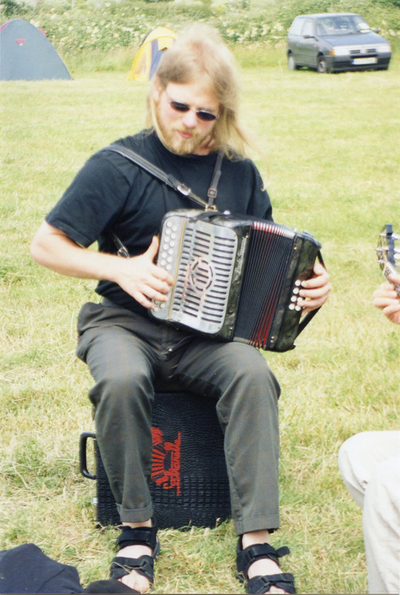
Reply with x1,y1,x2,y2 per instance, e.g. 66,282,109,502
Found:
236,537,296,594
110,523,160,586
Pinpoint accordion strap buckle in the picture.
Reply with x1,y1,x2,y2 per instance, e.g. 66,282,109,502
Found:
176,182,190,196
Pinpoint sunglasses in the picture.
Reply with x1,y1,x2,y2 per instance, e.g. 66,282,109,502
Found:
165,91,220,122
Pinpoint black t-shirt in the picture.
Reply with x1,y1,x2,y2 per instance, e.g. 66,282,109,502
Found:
46,130,273,315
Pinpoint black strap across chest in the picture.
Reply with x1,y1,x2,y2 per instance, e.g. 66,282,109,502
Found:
104,144,223,211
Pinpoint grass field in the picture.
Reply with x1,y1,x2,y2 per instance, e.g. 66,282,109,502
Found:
1,52,400,593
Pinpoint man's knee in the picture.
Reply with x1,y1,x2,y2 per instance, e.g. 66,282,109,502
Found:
230,347,280,395
223,343,271,372
89,368,154,411
339,433,370,474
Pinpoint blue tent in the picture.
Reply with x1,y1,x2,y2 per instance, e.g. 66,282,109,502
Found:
0,19,71,80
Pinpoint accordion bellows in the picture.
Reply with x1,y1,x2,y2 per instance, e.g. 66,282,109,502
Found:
150,209,322,352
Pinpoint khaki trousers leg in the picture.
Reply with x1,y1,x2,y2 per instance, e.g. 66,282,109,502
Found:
338,431,400,594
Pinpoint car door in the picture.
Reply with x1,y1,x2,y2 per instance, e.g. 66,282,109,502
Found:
299,19,317,67
288,17,305,64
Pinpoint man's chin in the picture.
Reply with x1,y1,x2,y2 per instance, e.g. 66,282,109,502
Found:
160,128,206,155
167,140,200,156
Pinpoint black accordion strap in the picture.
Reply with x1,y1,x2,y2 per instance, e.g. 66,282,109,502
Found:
104,144,210,209
207,150,224,207
297,250,325,336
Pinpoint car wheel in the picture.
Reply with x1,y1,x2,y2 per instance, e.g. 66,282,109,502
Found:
288,54,297,71
317,55,328,73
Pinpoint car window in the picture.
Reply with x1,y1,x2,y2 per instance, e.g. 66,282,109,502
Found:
301,20,314,37
316,20,328,36
317,14,371,35
289,17,304,36
353,14,372,32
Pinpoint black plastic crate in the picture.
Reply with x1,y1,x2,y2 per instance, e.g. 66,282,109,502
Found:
80,390,231,529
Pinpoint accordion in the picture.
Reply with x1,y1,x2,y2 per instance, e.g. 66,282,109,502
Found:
150,209,323,352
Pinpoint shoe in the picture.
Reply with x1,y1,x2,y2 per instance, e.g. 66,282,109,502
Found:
236,536,296,594
110,522,160,587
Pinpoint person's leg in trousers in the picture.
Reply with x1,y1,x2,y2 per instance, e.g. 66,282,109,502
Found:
338,431,400,509
174,339,281,535
364,453,400,594
78,322,159,522
338,431,400,594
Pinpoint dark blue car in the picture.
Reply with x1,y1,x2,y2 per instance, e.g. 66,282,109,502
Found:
287,13,392,73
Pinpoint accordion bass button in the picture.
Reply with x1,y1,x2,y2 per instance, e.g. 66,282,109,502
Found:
289,304,295,310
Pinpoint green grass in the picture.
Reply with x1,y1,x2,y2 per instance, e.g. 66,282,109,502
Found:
1,56,400,593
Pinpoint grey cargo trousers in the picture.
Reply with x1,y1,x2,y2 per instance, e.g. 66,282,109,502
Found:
77,300,281,536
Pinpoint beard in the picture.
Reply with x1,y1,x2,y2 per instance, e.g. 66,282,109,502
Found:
154,102,214,156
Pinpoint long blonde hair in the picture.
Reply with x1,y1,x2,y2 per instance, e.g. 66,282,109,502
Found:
146,24,253,159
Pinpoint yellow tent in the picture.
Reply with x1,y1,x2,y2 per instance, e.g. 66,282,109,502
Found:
128,27,176,81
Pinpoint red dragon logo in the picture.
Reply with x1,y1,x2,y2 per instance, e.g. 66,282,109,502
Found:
151,427,181,495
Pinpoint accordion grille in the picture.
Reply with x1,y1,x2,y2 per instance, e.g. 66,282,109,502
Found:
170,223,237,332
